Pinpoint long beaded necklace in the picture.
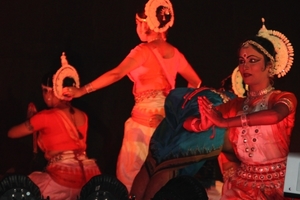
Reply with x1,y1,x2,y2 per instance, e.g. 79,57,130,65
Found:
240,85,274,159
242,85,274,113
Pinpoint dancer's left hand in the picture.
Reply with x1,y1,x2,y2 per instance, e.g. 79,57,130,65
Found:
62,86,81,100
198,96,227,128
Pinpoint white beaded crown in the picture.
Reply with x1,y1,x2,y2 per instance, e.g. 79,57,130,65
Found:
231,18,294,97
143,0,174,33
52,52,80,100
257,18,294,78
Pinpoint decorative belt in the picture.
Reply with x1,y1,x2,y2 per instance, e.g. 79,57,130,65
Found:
131,109,164,128
237,161,286,181
49,150,87,164
223,167,236,182
134,89,167,103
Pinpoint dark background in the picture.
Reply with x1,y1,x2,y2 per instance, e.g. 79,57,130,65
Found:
0,0,299,176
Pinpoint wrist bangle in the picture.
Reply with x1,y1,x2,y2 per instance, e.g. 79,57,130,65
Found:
240,114,249,128
191,118,202,132
84,83,95,94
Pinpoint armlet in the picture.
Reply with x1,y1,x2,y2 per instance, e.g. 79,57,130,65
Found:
274,97,294,112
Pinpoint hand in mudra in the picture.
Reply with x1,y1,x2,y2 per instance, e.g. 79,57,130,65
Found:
198,96,226,128
149,114,164,128
197,96,215,130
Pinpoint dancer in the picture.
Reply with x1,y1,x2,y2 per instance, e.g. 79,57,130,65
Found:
63,0,201,192
8,53,101,200
130,75,236,200
184,18,296,199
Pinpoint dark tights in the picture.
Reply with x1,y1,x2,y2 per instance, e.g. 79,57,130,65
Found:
130,164,174,200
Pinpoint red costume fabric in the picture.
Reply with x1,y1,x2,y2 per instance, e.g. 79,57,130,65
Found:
116,43,191,192
28,108,100,199
30,108,87,158
217,91,297,200
127,43,189,95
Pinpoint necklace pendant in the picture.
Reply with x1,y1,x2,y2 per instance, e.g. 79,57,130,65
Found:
260,103,266,109
243,105,249,111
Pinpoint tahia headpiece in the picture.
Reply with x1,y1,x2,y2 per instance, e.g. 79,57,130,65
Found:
231,67,247,98
232,18,294,98
52,52,80,100
137,0,174,33
257,18,294,78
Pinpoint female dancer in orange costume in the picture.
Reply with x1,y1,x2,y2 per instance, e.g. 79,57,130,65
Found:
63,0,201,192
8,53,101,200
184,19,296,199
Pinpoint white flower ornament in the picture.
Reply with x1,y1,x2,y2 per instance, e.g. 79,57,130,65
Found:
257,18,294,78
52,52,80,100
144,0,174,33
231,67,247,98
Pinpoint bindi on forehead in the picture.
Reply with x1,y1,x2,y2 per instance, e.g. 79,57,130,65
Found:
240,46,262,59
240,47,250,58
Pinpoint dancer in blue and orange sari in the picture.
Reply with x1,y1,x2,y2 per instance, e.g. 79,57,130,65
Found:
131,75,236,200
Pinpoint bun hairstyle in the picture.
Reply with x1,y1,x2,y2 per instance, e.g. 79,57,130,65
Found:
156,5,172,29
62,77,76,88
41,71,76,88
136,0,174,33
41,52,80,100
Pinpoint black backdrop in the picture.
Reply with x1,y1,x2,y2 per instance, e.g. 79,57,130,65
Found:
0,0,299,176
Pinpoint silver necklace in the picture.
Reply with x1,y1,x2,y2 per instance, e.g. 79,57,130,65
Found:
243,85,274,112
247,85,274,99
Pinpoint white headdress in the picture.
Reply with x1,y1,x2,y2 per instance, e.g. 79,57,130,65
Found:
231,67,247,98
140,0,174,33
231,18,294,97
257,18,294,78
52,52,80,100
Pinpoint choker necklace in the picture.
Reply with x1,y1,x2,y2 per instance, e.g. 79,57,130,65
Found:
243,85,274,112
247,85,274,99
147,37,162,43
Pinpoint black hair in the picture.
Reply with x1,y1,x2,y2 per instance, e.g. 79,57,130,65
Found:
239,36,276,66
136,2,172,30
63,77,76,87
156,6,172,28
41,71,75,88
41,70,55,87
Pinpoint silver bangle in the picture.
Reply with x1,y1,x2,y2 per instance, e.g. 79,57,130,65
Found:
240,113,249,128
84,83,95,93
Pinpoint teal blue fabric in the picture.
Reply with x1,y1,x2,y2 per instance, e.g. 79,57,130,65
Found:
149,87,236,176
